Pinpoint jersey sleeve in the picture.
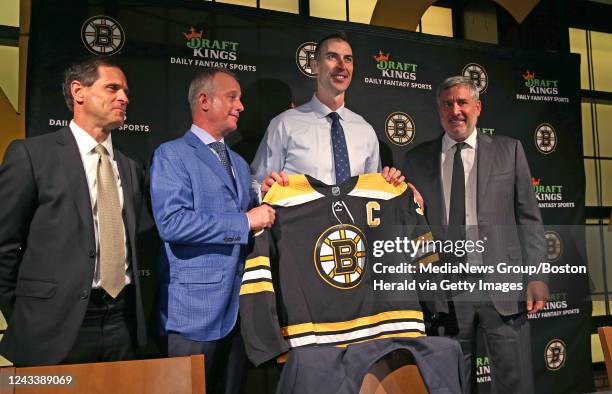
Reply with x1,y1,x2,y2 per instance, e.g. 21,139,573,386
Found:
239,228,290,366
403,190,439,267
399,189,449,314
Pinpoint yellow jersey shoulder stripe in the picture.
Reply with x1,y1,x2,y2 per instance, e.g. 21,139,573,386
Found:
347,173,408,200
240,282,274,295
263,174,325,207
245,256,271,270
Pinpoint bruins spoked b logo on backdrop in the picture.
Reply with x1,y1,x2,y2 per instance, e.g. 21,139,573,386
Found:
545,339,567,371
296,42,317,77
314,224,367,289
81,15,125,55
385,112,415,146
544,231,563,262
535,123,557,154
462,63,488,94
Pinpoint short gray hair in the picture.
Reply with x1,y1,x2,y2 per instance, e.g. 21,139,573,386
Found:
435,76,479,106
188,68,238,114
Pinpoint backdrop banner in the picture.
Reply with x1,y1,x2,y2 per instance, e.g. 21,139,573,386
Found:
26,1,591,392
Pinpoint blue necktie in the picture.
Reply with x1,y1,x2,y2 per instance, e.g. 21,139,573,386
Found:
208,141,234,180
328,112,351,184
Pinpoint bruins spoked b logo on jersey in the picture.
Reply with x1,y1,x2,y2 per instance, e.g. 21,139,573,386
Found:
314,224,367,289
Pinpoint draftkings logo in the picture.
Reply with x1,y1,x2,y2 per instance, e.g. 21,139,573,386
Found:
475,356,491,383
477,127,495,135
534,123,557,154
81,15,125,55
462,63,488,94
169,25,256,72
528,292,580,320
314,224,367,290
516,70,569,103
296,42,317,77
523,70,559,94
183,26,238,60
364,50,431,90
384,112,415,146
532,177,574,208
545,339,567,371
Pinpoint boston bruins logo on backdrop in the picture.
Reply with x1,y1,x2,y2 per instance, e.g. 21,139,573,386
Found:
462,63,488,94
544,339,566,371
81,15,125,55
296,42,317,77
314,224,367,289
535,123,557,154
385,112,415,146
544,231,563,262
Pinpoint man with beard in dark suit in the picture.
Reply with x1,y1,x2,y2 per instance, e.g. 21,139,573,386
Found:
403,76,548,394
0,57,146,366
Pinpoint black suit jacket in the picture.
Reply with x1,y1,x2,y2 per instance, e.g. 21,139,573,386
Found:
0,127,146,366
403,132,546,316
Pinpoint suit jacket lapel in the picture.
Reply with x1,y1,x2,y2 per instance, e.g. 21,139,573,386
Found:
56,127,95,246
477,132,494,213
186,132,238,200
115,149,136,247
425,137,445,229
227,147,248,210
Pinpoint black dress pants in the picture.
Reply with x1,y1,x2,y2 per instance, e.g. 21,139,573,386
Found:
62,286,137,364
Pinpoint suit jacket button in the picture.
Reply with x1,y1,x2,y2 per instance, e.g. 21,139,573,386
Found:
88,249,95,258
79,290,89,300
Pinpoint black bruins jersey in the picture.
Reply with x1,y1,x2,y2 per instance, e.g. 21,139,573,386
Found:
240,174,439,366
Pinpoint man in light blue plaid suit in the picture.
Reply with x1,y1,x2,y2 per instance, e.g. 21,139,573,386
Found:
150,68,275,394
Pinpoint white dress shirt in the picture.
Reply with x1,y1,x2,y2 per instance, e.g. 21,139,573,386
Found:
251,94,381,187
70,120,131,287
441,129,482,264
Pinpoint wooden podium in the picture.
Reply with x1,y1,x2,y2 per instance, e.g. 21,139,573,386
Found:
598,326,612,388
0,355,204,394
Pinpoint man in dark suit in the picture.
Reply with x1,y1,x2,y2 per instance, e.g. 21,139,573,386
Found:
150,68,275,394
403,76,549,394
0,57,146,366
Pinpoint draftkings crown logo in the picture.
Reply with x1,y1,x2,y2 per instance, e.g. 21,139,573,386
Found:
522,70,559,94
373,50,417,81
183,25,239,61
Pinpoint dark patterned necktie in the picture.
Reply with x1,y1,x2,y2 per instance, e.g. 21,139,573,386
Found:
209,141,234,180
328,112,351,184
447,142,466,242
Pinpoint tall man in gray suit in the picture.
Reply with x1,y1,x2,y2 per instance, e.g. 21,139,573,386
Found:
0,57,146,366
403,76,549,394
